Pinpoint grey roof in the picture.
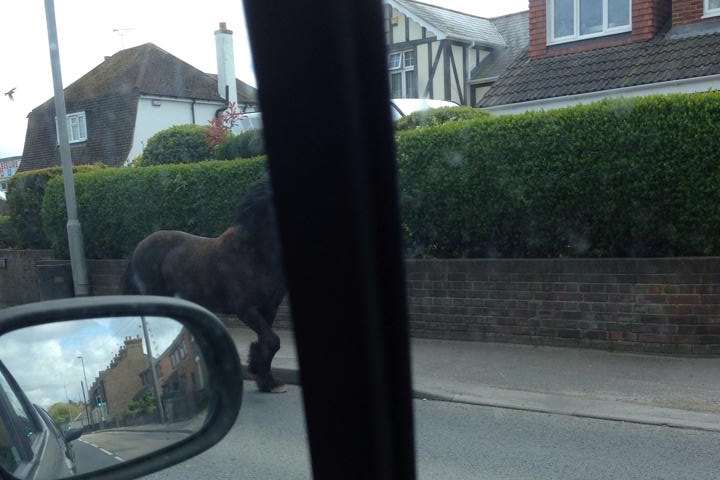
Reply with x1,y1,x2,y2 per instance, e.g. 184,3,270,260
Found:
471,11,529,82
390,0,506,47
20,43,257,172
479,31,720,108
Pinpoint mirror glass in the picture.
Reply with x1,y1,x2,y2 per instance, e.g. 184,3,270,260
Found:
0,316,209,479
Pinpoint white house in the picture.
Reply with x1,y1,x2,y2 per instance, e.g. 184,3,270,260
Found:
383,0,528,106
20,23,256,172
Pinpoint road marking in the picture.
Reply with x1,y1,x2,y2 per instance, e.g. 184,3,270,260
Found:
114,456,124,462
99,448,113,456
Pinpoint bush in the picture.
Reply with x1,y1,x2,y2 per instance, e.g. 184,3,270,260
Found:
7,165,103,249
395,106,488,132
398,93,720,258
0,198,8,215
42,158,267,258
141,125,213,166
0,215,14,248
215,129,265,160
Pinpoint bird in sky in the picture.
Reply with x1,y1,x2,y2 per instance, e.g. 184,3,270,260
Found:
3,87,16,101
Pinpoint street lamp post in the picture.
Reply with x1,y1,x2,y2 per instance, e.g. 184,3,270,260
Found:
43,0,89,296
141,317,166,423
77,354,91,423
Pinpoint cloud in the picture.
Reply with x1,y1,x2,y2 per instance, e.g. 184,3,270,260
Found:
0,316,183,408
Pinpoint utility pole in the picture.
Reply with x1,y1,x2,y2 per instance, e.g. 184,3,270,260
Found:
77,354,92,423
141,317,166,423
43,0,89,296
80,381,91,427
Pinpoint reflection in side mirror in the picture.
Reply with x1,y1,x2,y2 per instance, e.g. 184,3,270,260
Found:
63,428,83,443
0,316,209,479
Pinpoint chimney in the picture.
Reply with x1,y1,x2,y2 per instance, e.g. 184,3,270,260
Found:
215,22,237,104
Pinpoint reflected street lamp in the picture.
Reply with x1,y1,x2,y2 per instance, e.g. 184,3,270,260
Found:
77,354,92,424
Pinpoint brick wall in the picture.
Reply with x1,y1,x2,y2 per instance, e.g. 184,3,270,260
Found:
406,258,720,355
0,249,53,306
673,0,705,26
529,0,672,59
7,253,719,355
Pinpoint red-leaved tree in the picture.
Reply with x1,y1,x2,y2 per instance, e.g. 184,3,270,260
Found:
206,102,244,148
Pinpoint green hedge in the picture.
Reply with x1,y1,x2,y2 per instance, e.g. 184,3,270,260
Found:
141,125,213,166
0,215,14,248
215,129,265,160
7,165,103,249
36,93,720,259
398,93,720,258
395,106,488,131
42,158,267,258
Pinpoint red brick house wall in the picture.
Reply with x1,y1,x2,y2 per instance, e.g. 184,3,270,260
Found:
529,0,673,59
673,0,706,25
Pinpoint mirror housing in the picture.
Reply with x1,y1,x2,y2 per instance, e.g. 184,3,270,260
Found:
0,296,242,480
63,428,84,443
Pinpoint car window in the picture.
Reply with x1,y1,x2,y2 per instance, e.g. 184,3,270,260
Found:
0,366,42,477
0,411,20,473
0,373,38,447
4,1,720,480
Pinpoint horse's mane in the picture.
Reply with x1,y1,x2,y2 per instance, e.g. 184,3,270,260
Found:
234,177,275,228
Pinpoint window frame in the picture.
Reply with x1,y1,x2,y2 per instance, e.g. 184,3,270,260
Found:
547,0,632,46
55,111,88,144
388,50,417,98
705,0,720,18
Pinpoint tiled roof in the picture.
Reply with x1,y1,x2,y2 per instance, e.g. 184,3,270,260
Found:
62,43,257,105
479,31,720,108
390,0,506,47
471,11,529,82
20,43,257,172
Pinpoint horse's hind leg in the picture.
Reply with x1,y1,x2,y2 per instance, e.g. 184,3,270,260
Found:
241,307,285,393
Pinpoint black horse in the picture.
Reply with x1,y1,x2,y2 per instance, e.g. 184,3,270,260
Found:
123,179,287,393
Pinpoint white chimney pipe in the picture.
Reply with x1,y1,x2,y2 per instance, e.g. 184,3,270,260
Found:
215,22,237,104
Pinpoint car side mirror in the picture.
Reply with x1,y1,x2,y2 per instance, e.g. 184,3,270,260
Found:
0,296,242,480
63,427,84,443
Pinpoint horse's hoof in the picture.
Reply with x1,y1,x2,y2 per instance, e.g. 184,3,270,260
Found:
258,383,287,393
270,383,288,393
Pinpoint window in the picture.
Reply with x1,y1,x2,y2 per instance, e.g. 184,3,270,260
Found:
706,0,720,17
549,0,631,44
0,367,40,475
388,50,417,99
55,111,87,144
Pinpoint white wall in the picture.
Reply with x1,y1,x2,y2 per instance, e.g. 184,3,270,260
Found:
484,76,720,115
417,43,429,97
431,41,444,100
127,96,224,162
451,44,464,104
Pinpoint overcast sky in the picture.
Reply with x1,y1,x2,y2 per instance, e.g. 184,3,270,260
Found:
0,317,183,408
0,0,527,157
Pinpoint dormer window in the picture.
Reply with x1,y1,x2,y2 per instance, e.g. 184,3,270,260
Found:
706,0,720,18
55,111,87,144
549,0,631,45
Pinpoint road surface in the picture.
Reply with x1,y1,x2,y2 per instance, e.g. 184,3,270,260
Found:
73,439,123,474
72,429,190,475
133,383,720,480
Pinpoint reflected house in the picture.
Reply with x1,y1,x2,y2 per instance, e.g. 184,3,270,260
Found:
141,328,207,422
88,336,149,422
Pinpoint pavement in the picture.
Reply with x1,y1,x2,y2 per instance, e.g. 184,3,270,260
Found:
97,412,207,435
230,327,720,432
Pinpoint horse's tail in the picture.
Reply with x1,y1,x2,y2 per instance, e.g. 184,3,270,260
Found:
121,258,142,295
